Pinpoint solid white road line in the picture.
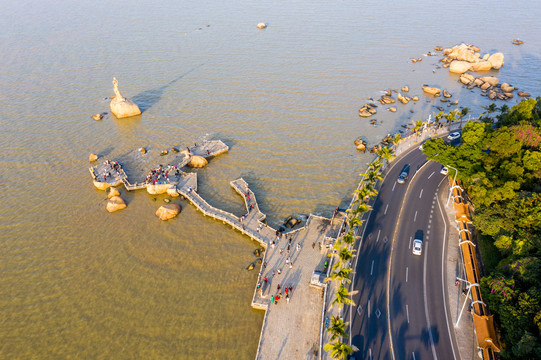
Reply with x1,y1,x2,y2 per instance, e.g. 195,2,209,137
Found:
406,304,410,324
409,236,412,249
419,188,423,198
371,260,375,275
368,300,371,318
436,181,459,360
369,348,372,360
423,242,438,360
412,352,417,360
406,267,409,282
392,182,397,192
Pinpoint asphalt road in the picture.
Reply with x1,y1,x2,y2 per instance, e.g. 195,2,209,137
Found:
347,142,460,360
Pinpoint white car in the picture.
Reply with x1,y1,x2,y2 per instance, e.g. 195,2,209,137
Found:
448,132,461,140
440,166,448,175
412,239,423,255
419,144,423,151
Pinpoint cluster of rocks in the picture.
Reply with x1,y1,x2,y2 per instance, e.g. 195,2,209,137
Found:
440,43,504,74
106,187,127,213
512,39,524,45
459,74,530,100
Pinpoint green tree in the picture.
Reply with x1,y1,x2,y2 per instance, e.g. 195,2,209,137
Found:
324,340,354,360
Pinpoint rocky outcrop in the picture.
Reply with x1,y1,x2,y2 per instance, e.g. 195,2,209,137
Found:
147,184,171,195
444,43,481,63
189,155,208,168
156,204,181,220
109,78,141,119
397,93,410,104
106,196,127,212
422,86,441,96
107,187,120,199
379,95,395,104
354,138,367,152
89,153,98,162
488,53,504,70
449,60,472,74
359,104,377,117
471,61,493,71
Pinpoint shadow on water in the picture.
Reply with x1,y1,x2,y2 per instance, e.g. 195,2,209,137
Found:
132,64,205,113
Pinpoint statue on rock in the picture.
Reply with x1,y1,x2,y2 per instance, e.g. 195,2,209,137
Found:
109,77,141,118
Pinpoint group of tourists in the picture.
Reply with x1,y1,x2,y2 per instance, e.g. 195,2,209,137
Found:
145,164,182,185
94,159,121,182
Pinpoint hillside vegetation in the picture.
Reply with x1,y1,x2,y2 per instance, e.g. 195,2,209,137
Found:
423,98,541,359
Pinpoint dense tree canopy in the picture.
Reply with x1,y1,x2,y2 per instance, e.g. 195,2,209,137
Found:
423,98,541,359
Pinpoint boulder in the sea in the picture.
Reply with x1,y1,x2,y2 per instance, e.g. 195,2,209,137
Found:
188,155,208,168
503,92,514,99
449,60,472,74
257,22,267,29
434,46,443,51
512,39,524,45
106,196,127,213
107,187,120,199
246,263,255,271
444,43,481,63
160,150,168,156
92,113,103,121
139,147,147,155
518,91,531,97
401,86,409,92
171,147,179,153
397,93,410,104
442,90,452,98
473,78,484,87
354,138,367,152
479,76,499,87
451,100,459,105
422,86,441,96
389,107,397,112
471,61,493,72
359,104,377,117
488,53,504,70
109,78,141,119
500,83,515,93
411,96,419,101
481,82,492,90
89,153,98,162
155,203,181,220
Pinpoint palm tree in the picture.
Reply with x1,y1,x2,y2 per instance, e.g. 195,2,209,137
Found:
341,231,355,246
362,169,383,185
324,340,354,360
325,268,353,285
327,315,349,341
392,133,402,150
331,244,354,269
434,111,445,127
459,107,470,128
377,146,395,164
412,119,424,137
347,216,363,231
355,184,377,201
332,283,357,312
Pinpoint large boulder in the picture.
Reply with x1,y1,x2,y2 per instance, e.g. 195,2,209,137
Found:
397,93,410,104
444,43,481,63
379,95,395,104
156,204,182,220
359,104,377,117
449,60,472,74
147,184,171,195
422,86,441,96
109,78,141,119
488,53,504,70
188,155,208,168
471,61,493,72
89,153,98,162
257,22,267,29
106,196,127,212
501,83,515,93
479,76,499,87
107,187,120,199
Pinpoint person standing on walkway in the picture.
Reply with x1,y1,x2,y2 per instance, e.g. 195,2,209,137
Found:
296,243,301,251
270,295,274,304
286,294,290,304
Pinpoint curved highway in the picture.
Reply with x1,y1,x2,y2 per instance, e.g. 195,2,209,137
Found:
347,143,460,359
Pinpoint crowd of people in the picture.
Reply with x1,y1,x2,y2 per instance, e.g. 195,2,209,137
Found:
145,164,182,185
93,159,121,182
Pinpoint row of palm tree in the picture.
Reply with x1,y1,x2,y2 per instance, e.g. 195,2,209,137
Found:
323,145,396,359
